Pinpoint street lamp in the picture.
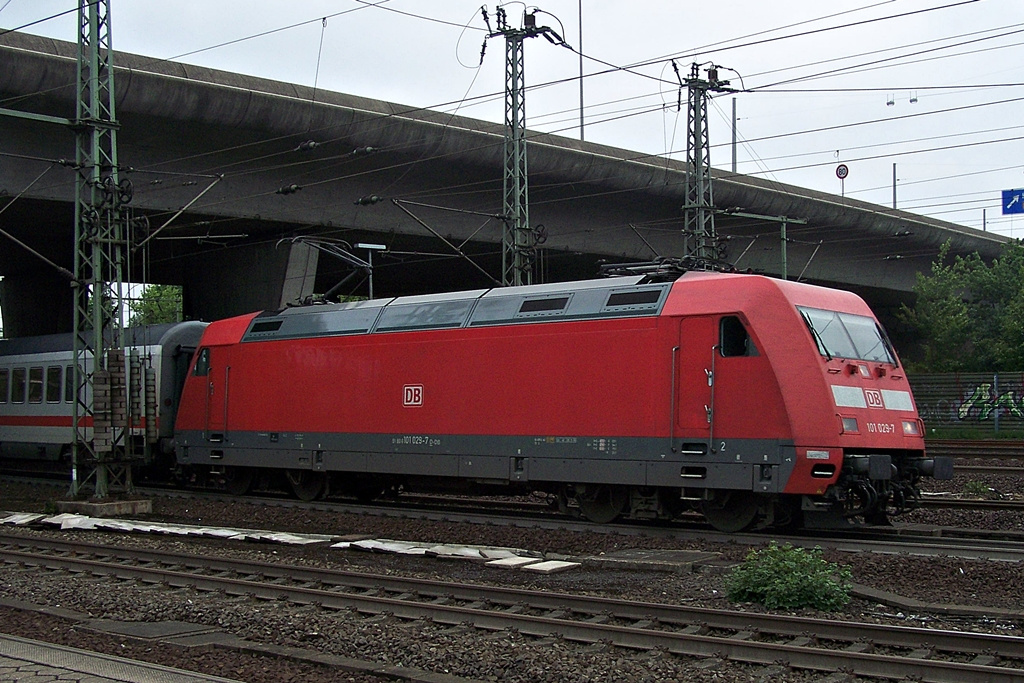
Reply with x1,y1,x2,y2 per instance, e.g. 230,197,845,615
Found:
355,243,386,299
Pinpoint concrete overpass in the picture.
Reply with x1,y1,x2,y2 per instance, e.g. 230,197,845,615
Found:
0,30,1008,339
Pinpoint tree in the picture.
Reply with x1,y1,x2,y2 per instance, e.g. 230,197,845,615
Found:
901,241,1024,372
127,284,182,327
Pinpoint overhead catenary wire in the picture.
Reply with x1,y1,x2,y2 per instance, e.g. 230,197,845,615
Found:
3,1,1020,242
6,1,1007,188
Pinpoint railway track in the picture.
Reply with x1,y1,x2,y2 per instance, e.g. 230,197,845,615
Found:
953,464,1024,475
1,532,1022,682
134,487,1024,560
5,477,1024,561
918,497,1024,511
927,439,1024,459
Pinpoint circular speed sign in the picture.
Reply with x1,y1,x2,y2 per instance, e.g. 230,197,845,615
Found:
836,164,849,179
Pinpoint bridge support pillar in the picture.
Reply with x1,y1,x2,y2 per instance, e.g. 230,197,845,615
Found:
182,240,318,321
0,271,73,337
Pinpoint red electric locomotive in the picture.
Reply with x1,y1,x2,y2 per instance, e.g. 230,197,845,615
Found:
173,271,951,531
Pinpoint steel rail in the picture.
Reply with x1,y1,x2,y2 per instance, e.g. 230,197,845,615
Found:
1,535,1023,682
918,498,1024,511
953,464,1024,475
928,440,1024,459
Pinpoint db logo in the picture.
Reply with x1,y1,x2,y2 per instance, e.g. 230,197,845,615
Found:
864,389,884,409
403,385,423,407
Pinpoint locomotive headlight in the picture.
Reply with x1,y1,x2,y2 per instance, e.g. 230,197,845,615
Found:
902,419,921,436
840,417,859,433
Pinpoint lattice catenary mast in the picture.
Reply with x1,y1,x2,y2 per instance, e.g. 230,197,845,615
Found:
486,8,563,286
682,63,735,265
70,0,135,498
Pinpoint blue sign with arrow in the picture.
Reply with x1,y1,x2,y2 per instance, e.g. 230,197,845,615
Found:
1003,189,1024,215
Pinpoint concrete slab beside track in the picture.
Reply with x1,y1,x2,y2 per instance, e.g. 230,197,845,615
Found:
0,597,483,683
0,631,243,683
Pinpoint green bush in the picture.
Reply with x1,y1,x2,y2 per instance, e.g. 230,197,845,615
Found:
963,480,994,498
726,542,852,611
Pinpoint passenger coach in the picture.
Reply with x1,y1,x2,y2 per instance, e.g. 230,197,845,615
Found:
0,323,206,466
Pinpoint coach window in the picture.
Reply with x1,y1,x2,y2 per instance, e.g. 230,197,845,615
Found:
720,316,758,357
46,366,63,403
0,368,8,403
11,367,26,403
28,367,44,403
65,365,75,402
193,348,211,376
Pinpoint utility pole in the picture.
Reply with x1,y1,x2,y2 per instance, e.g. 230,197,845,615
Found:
731,97,737,174
486,7,563,286
682,63,735,265
71,0,134,498
892,163,897,209
578,0,584,142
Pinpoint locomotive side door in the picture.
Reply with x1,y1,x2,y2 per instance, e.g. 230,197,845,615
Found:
200,347,228,442
676,316,716,441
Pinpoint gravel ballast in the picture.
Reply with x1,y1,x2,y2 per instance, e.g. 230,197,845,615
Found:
1,481,1022,682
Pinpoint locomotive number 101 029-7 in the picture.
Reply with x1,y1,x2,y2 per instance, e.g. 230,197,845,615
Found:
866,422,895,434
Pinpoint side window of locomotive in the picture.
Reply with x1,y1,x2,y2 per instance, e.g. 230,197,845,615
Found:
46,366,63,403
28,367,44,403
193,348,211,377
720,316,758,357
11,367,26,404
0,368,8,403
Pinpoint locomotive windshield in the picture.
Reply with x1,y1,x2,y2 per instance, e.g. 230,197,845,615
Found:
797,306,897,364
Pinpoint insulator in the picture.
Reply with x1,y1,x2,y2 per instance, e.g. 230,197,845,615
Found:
277,184,302,195
534,224,548,245
354,195,382,206
118,178,134,205
296,140,319,151
352,146,377,156
144,366,158,444
101,175,117,206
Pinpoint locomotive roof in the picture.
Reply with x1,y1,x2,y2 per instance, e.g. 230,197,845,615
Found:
242,275,674,342
0,322,204,357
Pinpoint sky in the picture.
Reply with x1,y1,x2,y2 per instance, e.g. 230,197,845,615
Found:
3,0,1024,240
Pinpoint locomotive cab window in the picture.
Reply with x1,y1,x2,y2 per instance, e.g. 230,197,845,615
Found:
720,316,758,357
193,348,211,377
798,306,897,364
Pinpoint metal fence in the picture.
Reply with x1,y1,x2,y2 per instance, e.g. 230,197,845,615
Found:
909,372,1024,433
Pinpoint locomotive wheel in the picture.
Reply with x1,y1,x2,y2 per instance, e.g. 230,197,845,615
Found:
223,467,254,496
577,485,629,524
702,491,760,533
286,470,326,501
